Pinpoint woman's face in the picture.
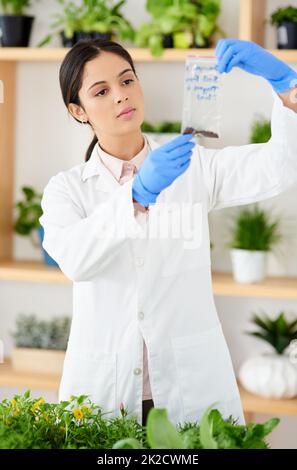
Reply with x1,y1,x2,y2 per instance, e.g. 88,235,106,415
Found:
69,51,144,137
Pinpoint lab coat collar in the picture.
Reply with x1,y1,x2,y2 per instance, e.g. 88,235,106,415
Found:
81,133,160,193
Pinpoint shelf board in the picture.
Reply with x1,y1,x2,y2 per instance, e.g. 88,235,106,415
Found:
212,271,297,299
0,47,296,62
1,359,296,416
0,47,215,62
238,383,297,416
0,359,60,391
0,260,69,284
0,260,297,298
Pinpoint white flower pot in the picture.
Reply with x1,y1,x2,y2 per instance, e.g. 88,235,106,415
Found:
230,248,267,283
239,353,297,398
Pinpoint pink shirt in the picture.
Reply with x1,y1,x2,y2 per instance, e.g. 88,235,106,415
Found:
96,135,153,401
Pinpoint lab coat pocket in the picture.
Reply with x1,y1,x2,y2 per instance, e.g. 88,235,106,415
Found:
171,323,239,416
159,201,210,277
59,350,117,415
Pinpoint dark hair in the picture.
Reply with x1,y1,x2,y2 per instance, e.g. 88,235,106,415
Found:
59,39,138,162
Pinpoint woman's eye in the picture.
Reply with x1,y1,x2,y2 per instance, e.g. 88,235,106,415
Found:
95,89,107,97
95,79,133,97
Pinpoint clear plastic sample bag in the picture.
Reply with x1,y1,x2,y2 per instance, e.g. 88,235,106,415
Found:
181,56,222,138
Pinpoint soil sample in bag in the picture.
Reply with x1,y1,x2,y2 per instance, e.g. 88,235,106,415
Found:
181,56,222,139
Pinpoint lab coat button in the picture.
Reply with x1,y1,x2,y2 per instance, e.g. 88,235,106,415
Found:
138,311,144,320
135,257,144,267
133,367,142,375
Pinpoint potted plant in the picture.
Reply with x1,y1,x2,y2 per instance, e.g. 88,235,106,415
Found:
0,391,279,448
38,0,135,48
228,204,281,283
0,0,35,46
239,312,297,399
249,117,271,144
11,313,71,375
142,119,181,143
13,186,59,267
135,0,223,58
270,5,297,50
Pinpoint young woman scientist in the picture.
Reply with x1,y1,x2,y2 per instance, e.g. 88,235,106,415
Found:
39,38,297,428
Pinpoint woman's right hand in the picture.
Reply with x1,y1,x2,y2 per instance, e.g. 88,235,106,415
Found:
132,133,195,207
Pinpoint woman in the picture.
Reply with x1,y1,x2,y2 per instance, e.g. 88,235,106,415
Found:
40,38,297,428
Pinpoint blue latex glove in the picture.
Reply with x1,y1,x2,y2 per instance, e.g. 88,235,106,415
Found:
132,133,195,207
215,39,297,93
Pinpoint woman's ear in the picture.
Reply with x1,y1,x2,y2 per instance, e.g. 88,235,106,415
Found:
68,103,88,123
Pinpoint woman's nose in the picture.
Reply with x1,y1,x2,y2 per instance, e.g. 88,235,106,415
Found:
116,95,128,104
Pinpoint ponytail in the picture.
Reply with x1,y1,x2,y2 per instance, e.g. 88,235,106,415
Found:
85,134,98,162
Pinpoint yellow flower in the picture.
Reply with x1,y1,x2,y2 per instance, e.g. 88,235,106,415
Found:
31,398,45,413
13,410,20,417
73,408,84,420
10,399,17,407
81,405,92,415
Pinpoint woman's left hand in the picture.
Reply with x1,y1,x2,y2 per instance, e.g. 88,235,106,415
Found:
215,39,297,93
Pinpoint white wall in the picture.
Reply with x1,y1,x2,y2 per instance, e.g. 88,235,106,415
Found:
1,0,297,448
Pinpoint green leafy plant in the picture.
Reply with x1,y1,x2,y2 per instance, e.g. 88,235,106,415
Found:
229,205,281,252
38,0,135,48
0,392,279,449
135,0,223,57
13,186,43,247
0,0,32,15
141,120,181,133
245,312,297,355
249,118,271,144
11,314,71,350
270,6,297,25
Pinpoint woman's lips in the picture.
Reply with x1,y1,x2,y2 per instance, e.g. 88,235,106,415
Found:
117,108,136,120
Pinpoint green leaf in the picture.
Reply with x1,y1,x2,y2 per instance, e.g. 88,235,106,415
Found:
146,408,186,449
199,405,219,449
112,438,142,449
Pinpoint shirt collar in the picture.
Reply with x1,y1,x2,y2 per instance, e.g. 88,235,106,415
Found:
81,133,158,182
97,134,149,181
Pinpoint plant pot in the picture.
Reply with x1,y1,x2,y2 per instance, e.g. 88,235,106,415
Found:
75,31,112,43
192,37,210,48
0,15,34,47
162,34,174,48
37,226,59,267
276,21,297,49
11,347,65,375
230,248,267,283
239,353,297,398
60,31,77,48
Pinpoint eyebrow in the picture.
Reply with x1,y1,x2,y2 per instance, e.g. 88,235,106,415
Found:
87,68,133,92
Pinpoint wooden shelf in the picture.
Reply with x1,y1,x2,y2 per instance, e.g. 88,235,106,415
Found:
238,383,297,416
212,271,297,300
0,47,296,63
1,359,296,417
0,260,69,284
0,260,297,299
0,47,215,62
0,359,60,391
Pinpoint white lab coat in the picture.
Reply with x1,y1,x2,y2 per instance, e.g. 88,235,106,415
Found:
39,90,297,427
